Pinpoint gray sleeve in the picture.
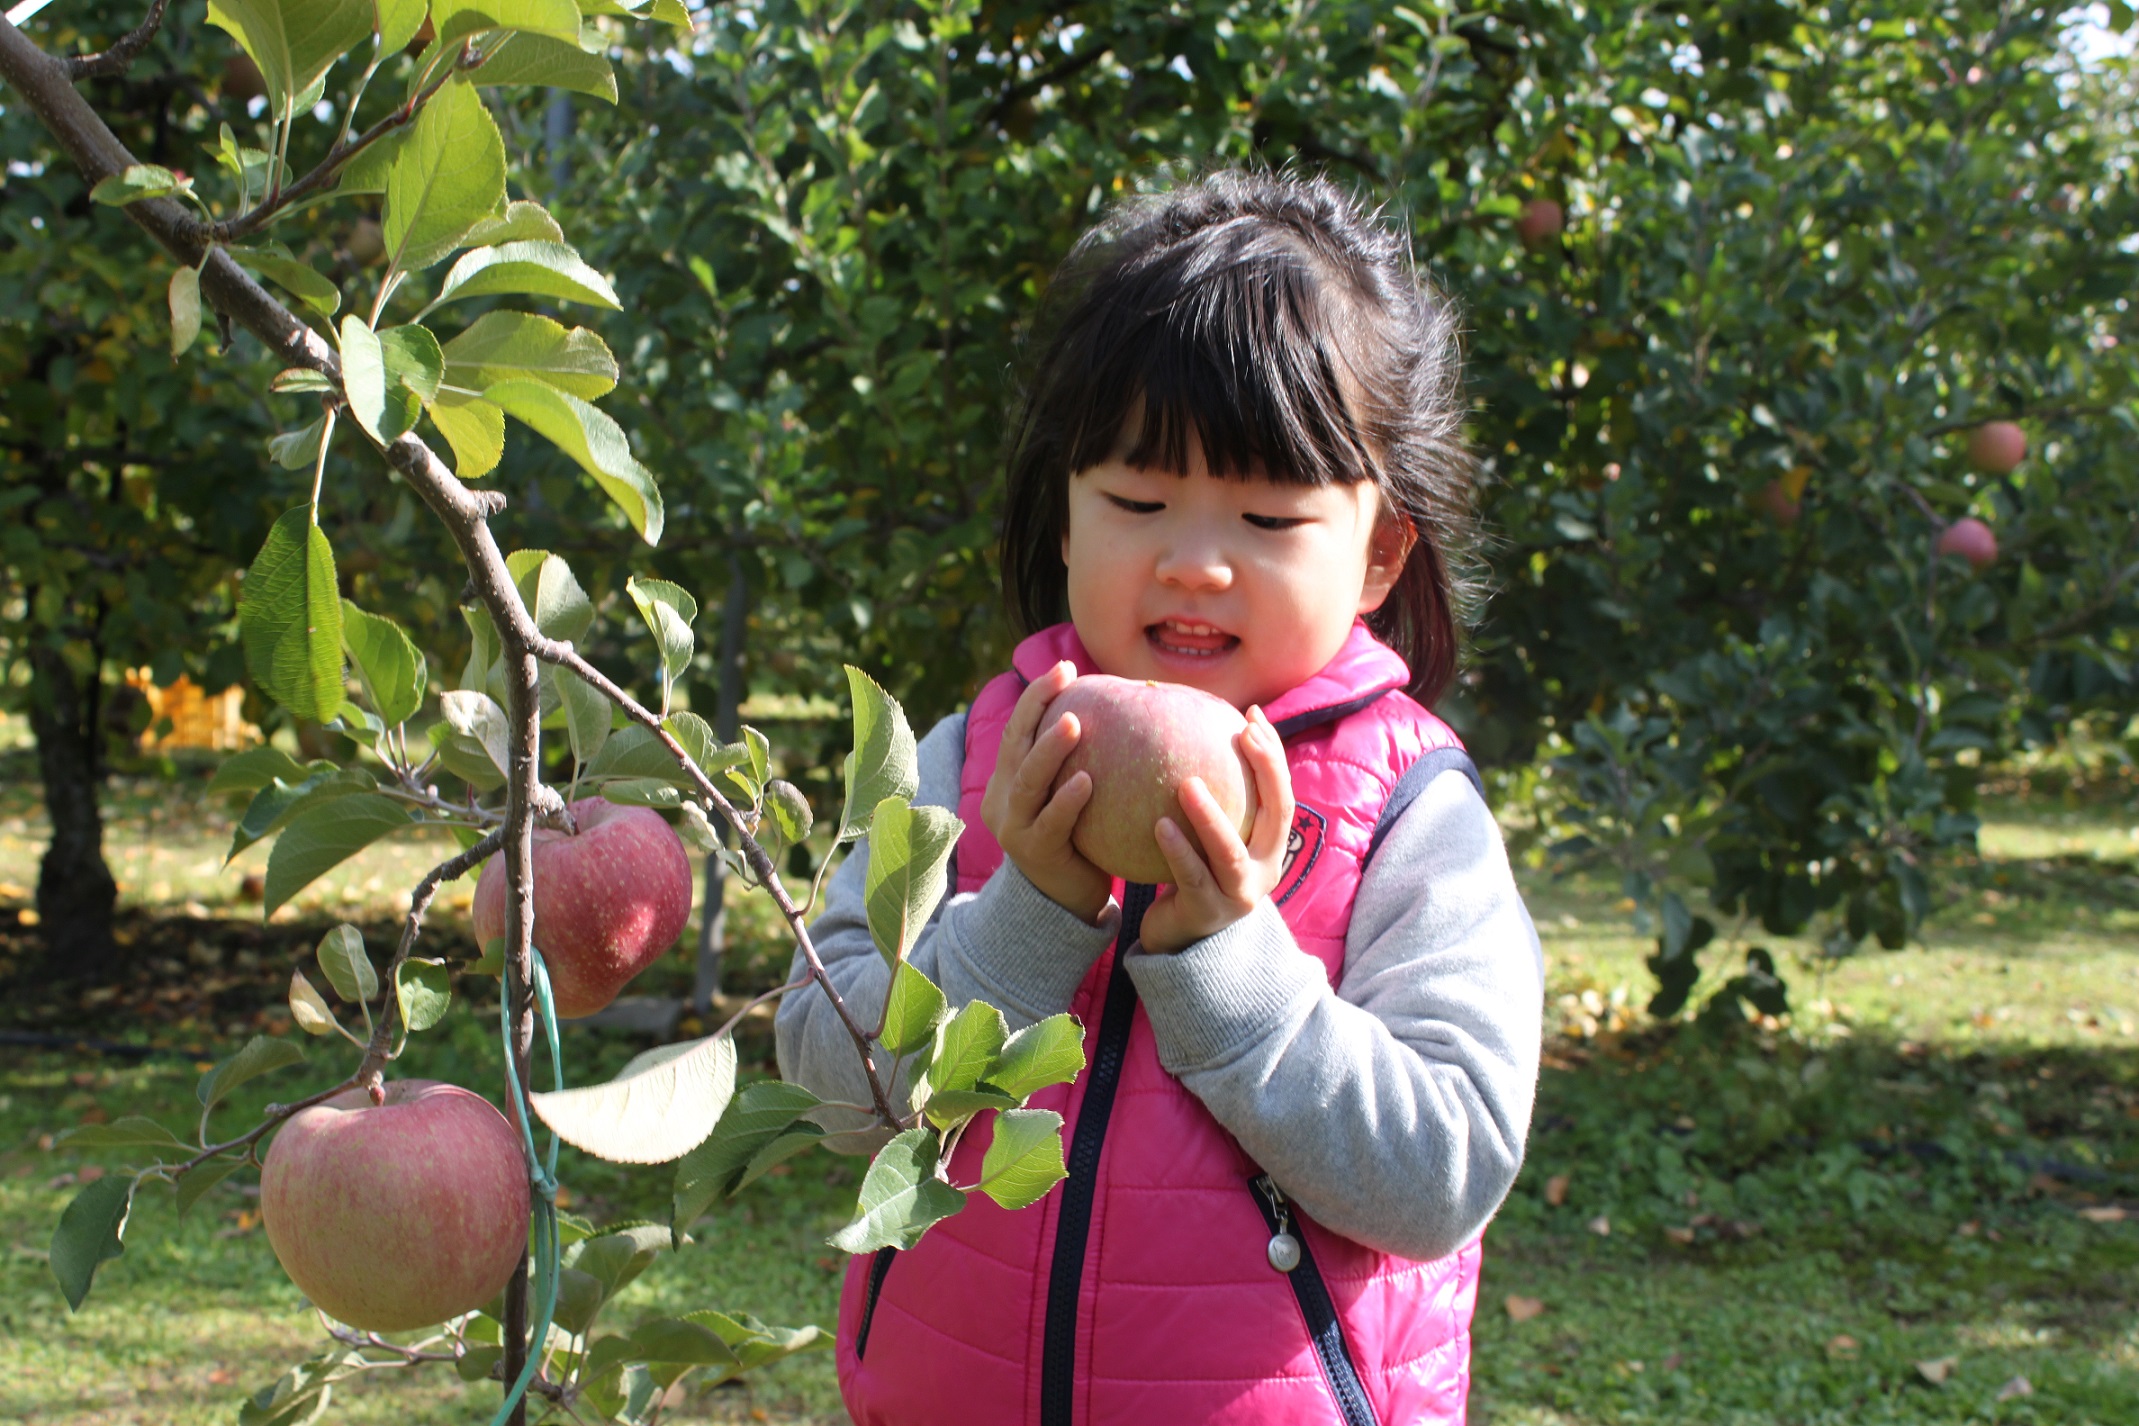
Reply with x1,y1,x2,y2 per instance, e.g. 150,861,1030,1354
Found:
773,712,1121,1137
1125,769,1545,1261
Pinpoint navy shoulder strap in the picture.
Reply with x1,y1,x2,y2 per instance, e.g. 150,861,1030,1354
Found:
1361,747,1485,870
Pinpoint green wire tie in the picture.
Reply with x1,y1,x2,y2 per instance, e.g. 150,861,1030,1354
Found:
489,946,563,1426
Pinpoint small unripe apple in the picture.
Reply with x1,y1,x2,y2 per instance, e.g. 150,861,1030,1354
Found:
261,1081,529,1332
346,218,385,267
1966,421,2026,474
1754,479,1801,527
472,797,694,1018
1518,198,1565,247
222,54,265,104
1048,676,1258,886
1937,516,1998,570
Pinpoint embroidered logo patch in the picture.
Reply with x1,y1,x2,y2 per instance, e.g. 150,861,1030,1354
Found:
1273,804,1327,906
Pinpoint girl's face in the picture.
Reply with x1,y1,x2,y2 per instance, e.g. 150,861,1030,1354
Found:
1062,441,1409,710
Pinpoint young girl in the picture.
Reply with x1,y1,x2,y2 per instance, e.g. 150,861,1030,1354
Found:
776,170,1543,1426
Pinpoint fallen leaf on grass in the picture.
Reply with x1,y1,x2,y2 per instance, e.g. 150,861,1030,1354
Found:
1915,1355,1958,1385
1504,1295,1545,1322
1957,1219,1980,1237
1544,1173,1570,1206
207,1368,235,1386
1659,1351,1683,1371
2078,1205,2128,1223
1586,1214,1611,1236
1996,1375,2033,1401
1826,1334,1859,1356
1663,1225,1695,1245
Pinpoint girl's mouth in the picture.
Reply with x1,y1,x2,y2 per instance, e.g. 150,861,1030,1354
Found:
1146,618,1239,659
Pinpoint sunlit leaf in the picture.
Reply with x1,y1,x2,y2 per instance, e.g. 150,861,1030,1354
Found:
530,1034,737,1164
826,1129,964,1254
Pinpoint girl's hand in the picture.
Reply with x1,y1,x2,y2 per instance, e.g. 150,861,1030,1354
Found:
1138,706,1294,954
979,661,1112,925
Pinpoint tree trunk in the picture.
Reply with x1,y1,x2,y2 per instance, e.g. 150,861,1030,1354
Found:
27,643,120,982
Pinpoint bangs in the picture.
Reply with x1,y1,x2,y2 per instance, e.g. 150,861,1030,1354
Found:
1051,219,1383,487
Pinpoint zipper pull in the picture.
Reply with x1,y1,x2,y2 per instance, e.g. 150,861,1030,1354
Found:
1256,1176,1302,1273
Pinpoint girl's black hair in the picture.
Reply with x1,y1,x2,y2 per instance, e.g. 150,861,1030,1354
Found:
999,169,1478,707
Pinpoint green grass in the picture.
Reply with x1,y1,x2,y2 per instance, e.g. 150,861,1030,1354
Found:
3,762,2136,1423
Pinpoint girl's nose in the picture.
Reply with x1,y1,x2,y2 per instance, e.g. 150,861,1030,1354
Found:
1154,535,1233,592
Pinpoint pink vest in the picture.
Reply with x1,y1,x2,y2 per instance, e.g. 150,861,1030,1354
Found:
836,622,1484,1426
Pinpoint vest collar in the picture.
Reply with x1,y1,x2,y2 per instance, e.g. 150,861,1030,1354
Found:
1008,621,1411,735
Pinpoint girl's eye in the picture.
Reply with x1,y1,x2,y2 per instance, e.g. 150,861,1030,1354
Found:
1105,494,1164,514
1244,514,1309,531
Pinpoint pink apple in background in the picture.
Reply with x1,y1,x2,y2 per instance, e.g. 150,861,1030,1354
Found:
471,797,693,1018
1937,517,1999,570
1518,198,1565,247
1754,480,1802,528
1048,676,1258,886
1966,421,2027,474
261,1080,529,1332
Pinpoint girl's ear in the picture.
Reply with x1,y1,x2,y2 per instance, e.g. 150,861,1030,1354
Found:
1357,508,1416,615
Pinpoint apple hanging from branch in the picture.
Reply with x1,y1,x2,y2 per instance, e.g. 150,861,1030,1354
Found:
1937,516,1999,570
1966,421,2027,474
472,798,694,1018
261,1081,531,1333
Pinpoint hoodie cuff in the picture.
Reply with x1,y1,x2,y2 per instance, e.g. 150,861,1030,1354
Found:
1125,900,1325,1070
939,861,1120,1024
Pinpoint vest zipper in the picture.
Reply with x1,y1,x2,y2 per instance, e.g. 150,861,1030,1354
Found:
1039,881,1154,1426
853,1245,897,1361
1249,1175,1382,1426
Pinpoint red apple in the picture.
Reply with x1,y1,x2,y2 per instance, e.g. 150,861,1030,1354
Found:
1966,421,2026,474
1754,479,1801,527
221,54,265,104
1937,516,1998,570
1518,198,1565,247
471,797,693,1018
261,1081,529,1332
1048,676,1258,886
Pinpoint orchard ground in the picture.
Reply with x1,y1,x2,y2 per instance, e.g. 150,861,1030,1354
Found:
0,752,2134,1425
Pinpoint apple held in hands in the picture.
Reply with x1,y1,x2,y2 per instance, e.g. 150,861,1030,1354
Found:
1049,676,1258,886
471,797,693,1018
261,1081,529,1332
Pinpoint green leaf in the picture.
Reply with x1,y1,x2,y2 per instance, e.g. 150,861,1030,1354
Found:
626,576,696,685
529,1034,737,1165
335,127,407,196
442,310,617,399
877,961,946,1057
315,924,377,1002
196,1034,306,1110
209,746,318,796
731,726,771,802
169,262,202,357
863,798,960,966
428,391,505,478
839,667,918,838
826,1128,965,1254
339,316,391,442
175,1156,246,1217
734,1124,824,1192
679,1310,826,1375
268,417,327,471
209,124,280,202
395,958,453,1032
234,251,340,318
206,0,373,116
50,1172,136,1311
379,323,444,404
462,200,566,248
672,1081,822,1229
467,31,618,99
262,793,414,915
506,549,596,642
630,1316,741,1388
382,78,506,273
985,1013,1086,1103
270,368,333,394
552,666,612,766
376,0,428,54
340,601,426,726
288,968,336,1035
915,1001,1005,1104
430,240,622,311
236,1349,363,1426
228,766,376,862
91,163,188,205
58,1116,185,1151
920,1086,1016,1130
977,1108,1067,1210
571,1223,671,1297
436,0,583,43
758,779,811,869
241,508,345,723
438,689,511,781
483,379,662,542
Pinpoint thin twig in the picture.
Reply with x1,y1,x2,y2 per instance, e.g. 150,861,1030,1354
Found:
64,0,170,79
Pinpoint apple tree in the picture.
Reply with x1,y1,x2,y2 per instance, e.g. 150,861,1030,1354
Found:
5,3,1082,1421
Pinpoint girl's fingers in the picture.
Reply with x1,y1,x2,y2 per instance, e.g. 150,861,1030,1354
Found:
1241,708,1295,866
1028,768,1093,844
998,661,1077,772
1008,710,1081,823
1177,777,1252,895
1154,816,1213,893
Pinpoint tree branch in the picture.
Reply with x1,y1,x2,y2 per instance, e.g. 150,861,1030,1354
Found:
63,0,171,80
